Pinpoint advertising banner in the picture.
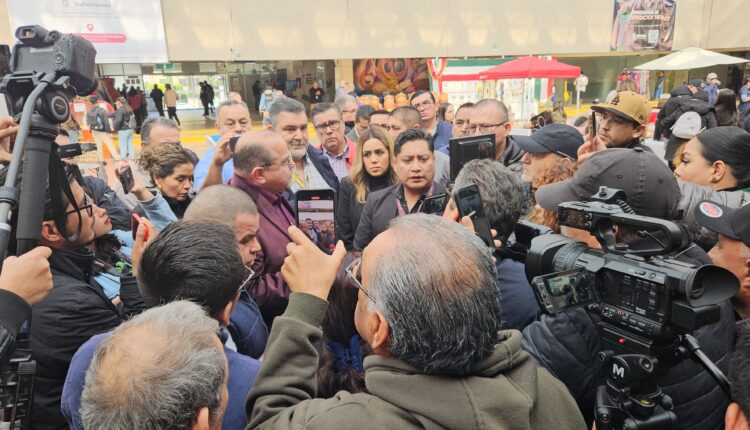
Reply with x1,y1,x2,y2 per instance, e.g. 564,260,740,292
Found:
7,0,168,63
611,0,677,52
353,58,429,95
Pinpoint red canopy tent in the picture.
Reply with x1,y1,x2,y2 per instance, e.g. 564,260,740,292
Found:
477,56,581,80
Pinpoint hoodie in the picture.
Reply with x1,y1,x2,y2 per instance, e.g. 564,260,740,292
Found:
246,293,586,430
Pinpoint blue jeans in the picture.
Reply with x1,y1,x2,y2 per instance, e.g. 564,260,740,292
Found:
118,129,135,159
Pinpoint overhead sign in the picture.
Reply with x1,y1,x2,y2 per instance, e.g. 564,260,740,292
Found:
610,0,677,52
7,0,169,64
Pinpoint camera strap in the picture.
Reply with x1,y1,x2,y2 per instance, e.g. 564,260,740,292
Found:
48,149,81,242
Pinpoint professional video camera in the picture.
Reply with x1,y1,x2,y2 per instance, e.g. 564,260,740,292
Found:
0,26,97,430
525,187,738,430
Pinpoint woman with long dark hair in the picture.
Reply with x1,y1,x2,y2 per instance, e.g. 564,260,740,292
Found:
714,89,738,127
674,126,750,191
336,126,398,250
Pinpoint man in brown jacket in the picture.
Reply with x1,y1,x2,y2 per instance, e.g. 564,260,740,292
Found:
246,214,586,429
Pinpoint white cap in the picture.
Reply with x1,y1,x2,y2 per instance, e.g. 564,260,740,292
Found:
707,72,718,80
671,111,704,139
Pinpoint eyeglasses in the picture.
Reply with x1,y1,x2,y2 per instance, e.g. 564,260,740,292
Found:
412,100,434,110
314,120,342,134
237,264,255,296
65,194,93,217
345,256,375,303
600,112,637,127
262,153,294,169
465,122,507,134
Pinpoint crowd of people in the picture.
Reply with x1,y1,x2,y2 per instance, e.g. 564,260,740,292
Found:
2,73,750,430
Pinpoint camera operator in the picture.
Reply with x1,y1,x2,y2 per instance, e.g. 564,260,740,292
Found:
522,148,734,430
247,214,585,428
442,159,538,331
0,162,146,430
726,334,750,429
693,201,750,335
0,246,53,369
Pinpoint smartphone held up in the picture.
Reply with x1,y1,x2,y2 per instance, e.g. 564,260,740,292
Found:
294,189,336,254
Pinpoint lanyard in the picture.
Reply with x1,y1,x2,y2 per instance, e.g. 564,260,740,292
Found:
395,183,435,217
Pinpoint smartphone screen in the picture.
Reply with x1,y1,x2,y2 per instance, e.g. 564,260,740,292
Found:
421,193,447,215
453,184,494,248
295,189,336,254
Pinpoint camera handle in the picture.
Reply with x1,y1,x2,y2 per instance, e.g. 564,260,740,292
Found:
0,73,69,265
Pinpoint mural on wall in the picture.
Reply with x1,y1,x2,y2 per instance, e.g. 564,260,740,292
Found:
353,58,430,95
611,0,677,52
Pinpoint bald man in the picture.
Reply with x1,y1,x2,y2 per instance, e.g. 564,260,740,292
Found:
228,131,295,326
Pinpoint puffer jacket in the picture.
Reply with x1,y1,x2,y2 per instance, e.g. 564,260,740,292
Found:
655,85,693,139
678,181,750,250
522,244,734,430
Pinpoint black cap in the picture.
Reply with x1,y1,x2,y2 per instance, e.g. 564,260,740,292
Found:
694,201,750,247
514,124,584,160
535,148,681,219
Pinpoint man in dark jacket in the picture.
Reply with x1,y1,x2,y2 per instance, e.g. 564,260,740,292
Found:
468,99,525,178
149,84,164,116
247,214,586,429
524,148,734,430
443,159,538,331
0,164,142,430
353,129,444,250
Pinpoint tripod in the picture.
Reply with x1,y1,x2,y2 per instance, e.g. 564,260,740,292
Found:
594,334,731,430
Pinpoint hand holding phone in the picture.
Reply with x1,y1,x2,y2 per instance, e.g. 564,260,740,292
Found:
118,165,134,194
453,184,494,248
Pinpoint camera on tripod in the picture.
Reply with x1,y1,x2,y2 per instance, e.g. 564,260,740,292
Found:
525,187,738,429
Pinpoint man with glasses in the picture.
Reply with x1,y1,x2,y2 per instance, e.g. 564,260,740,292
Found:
312,103,357,181
269,97,338,194
228,131,297,325
581,91,652,160
410,90,453,153
468,99,525,178
62,220,261,430
0,163,141,429
246,214,585,429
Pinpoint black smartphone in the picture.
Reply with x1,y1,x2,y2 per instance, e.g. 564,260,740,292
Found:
118,165,134,194
590,111,597,141
530,268,597,314
295,189,336,254
421,193,447,215
452,184,494,248
228,134,242,152
513,220,553,250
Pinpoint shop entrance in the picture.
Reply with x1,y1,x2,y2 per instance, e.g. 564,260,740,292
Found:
142,74,228,110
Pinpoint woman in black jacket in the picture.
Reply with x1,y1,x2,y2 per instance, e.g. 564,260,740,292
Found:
138,143,195,218
336,126,398,250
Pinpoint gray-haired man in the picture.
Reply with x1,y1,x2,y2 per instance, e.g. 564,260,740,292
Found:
246,214,586,429
81,301,229,430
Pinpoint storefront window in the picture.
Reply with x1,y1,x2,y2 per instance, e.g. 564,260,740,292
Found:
142,74,227,109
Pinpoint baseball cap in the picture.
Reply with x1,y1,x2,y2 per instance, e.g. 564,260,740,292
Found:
535,147,681,219
706,73,720,85
514,124,584,160
591,91,650,126
694,201,750,247
671,111,704,139
689,79,706,89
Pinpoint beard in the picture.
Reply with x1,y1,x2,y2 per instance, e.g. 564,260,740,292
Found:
290,144,307,161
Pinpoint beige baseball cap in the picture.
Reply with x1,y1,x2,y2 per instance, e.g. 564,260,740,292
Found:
591,91,651,126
